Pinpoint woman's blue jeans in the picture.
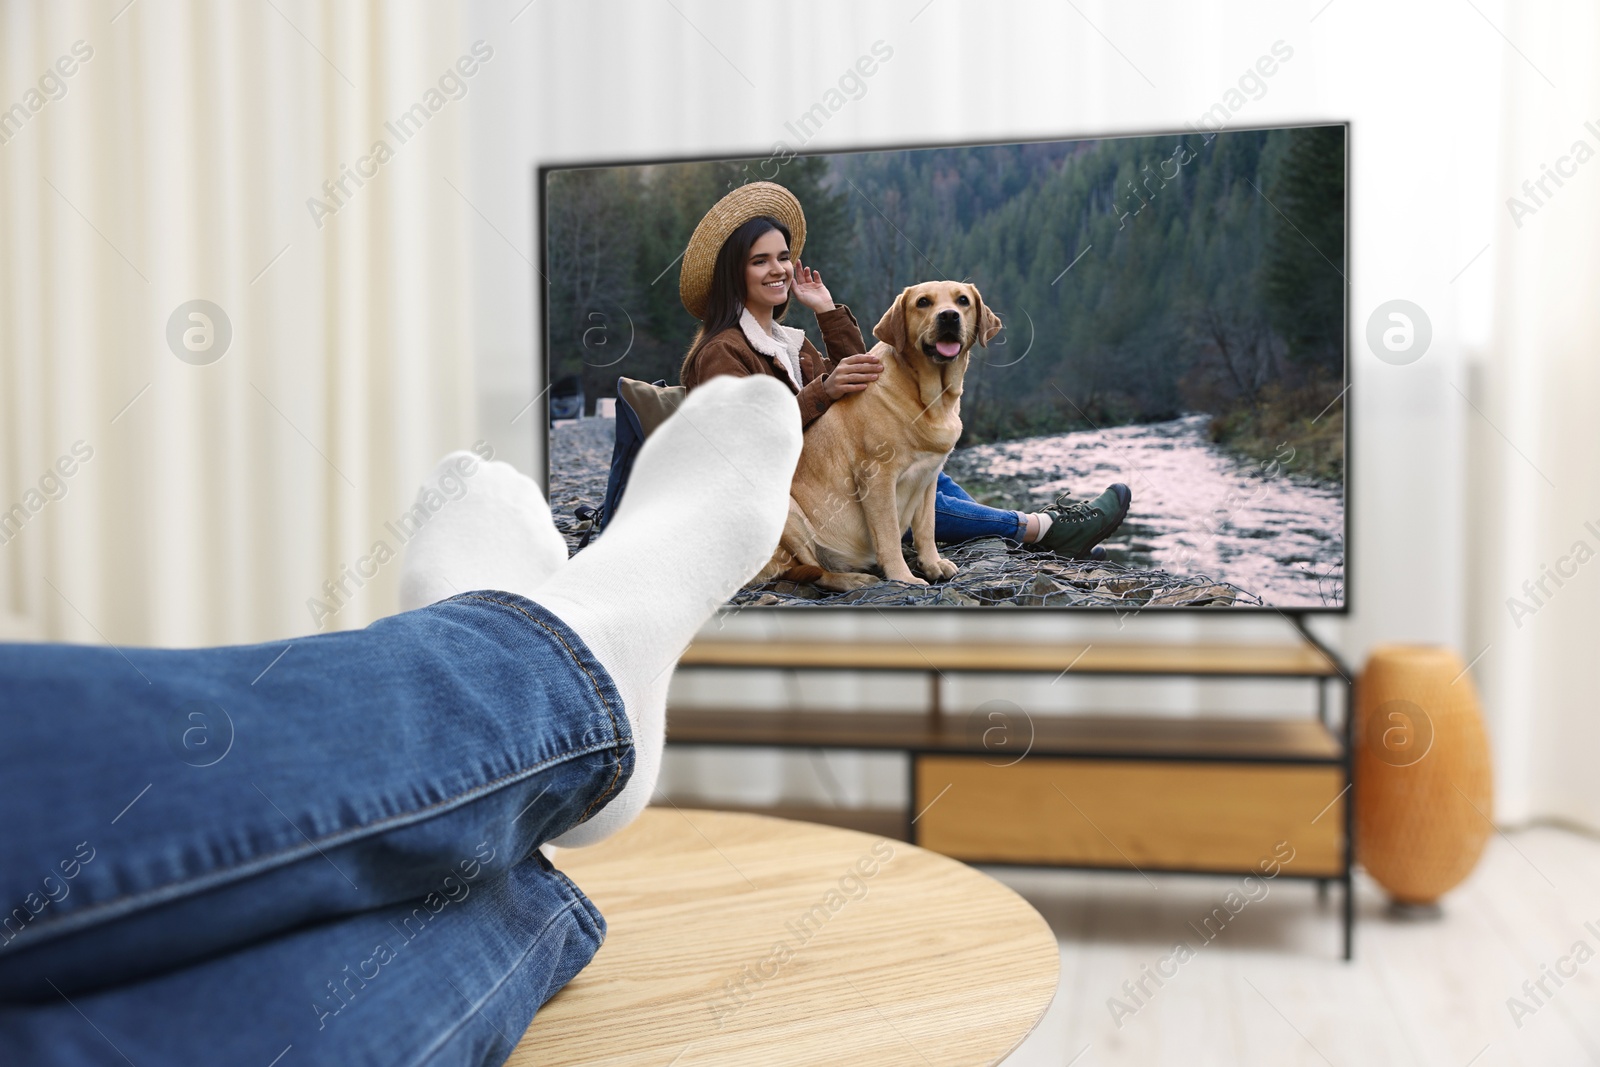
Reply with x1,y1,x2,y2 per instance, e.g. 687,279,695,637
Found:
0,591,631,1066
905,471,1025,544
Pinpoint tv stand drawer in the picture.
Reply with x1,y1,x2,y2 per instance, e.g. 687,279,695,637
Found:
913,756,1344,876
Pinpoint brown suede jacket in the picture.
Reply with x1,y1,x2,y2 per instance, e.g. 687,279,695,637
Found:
678,304,868,430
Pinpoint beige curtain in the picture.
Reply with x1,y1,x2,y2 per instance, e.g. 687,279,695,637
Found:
1468,3,1600,829
1,1,477,647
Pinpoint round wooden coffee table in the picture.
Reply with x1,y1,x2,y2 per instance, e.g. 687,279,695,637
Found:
510,808,1059,1066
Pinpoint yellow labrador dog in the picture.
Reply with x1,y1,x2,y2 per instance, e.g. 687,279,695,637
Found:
756,281,1002,591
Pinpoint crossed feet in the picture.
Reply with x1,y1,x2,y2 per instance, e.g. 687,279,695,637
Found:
396,375,802,850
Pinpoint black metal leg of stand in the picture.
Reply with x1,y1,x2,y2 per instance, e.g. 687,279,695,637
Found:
906,736,920,846
1343,870,1354,960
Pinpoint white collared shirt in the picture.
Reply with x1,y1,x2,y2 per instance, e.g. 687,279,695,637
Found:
738,305,807,389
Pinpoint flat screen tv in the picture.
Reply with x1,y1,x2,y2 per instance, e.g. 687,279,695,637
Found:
539,123,1347,612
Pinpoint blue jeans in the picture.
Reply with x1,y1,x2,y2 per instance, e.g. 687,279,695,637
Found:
0,591,630,1066
903,471,1025,544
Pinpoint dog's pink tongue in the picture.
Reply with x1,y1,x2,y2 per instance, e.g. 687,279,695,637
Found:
935,340,961,357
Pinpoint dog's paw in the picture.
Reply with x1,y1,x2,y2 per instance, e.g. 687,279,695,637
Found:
822,571,881,592
920,557,959,582
889,574,929,587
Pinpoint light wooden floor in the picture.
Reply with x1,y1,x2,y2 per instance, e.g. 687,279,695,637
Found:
985,826,1600,1066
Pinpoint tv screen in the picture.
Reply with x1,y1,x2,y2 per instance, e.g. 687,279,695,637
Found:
540,123,1347,611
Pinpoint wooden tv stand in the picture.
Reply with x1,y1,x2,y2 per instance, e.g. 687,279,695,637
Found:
665,619,1356,959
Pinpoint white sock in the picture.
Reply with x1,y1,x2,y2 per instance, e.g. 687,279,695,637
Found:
1033,512,1052,541
396,451,569,611
539,374,801,848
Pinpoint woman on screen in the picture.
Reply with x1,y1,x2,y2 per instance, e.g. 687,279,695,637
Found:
675,181,1129,560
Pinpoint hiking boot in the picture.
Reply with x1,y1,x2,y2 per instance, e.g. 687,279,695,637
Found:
1032,483,1131,558
1046,489,1083,508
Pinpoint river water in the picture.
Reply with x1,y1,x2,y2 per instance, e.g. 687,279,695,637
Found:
947,415,1345,608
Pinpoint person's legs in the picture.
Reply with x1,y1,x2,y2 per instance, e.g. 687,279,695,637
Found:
926,470,1028,544
935,470,976,504
933,495,1028,543
0,846,601,1067
0,590,628,1003
0,373,802,1003
918,472,1135,558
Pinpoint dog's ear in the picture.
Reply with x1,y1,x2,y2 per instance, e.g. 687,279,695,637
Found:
873,290,908,351
974,289,1003,348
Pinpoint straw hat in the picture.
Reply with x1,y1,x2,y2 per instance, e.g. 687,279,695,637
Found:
679,181,806,321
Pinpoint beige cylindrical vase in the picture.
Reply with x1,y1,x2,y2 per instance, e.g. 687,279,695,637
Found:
1354,645,1494,907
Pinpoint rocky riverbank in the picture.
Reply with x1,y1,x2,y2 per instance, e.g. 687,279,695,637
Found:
730,534,1255,609
549,417,1259,609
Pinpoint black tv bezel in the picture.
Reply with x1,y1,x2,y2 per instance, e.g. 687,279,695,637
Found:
535,121,1351,616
